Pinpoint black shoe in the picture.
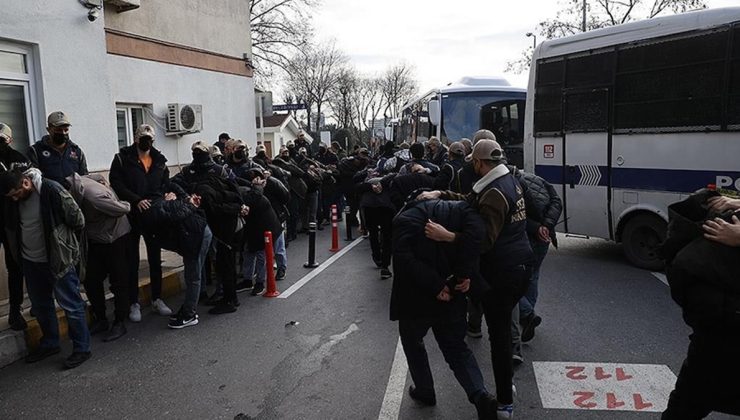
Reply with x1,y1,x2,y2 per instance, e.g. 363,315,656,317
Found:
467,325,483,338
251,283,265,296
89,319,109,336
408,385,436,406
25,346,61,363
521,314,542,343
64,351,91,369
474,392,497,420
204,293,224,306
168,313,199,329
103,321,127,342
512,353,524,366
8,307,27,331
276,268,286,281
208,300,237,315
236,279,254,293
380,268,392,280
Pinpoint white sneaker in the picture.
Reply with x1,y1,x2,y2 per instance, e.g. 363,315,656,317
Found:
151,299,173,316
129,303,142,323
497,404,514,420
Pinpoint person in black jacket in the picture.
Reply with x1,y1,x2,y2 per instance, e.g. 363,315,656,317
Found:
273,147,307,241
0,123,30,331
434,142,466,191
389,164,436,211
392,198,497,419
357,168,396,279
109,124,173,322
27,111,88,186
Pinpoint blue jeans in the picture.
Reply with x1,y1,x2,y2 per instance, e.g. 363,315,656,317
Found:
182,226,212,317
243,232,286,286
399,305,488,404
519,240,550,318
23,260,91,353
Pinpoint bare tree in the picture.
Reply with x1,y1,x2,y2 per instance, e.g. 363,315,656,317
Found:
380,63,419,120
505,0,707,73
354,77,386,141
329,67,359,130
249,0,318,85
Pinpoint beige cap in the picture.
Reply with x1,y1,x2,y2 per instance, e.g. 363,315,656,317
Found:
191,141,210,153
209,145,223,157
256,144,266,153
234,139,247,150
472,129,496,144
279,146,288,154
358,148,369,156
135,124,155,140
47,111,71,127
286,140,295,148
449,142,465,157
466,139,503,162
0,123,11,141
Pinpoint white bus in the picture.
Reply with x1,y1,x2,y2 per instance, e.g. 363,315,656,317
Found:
400,77,527,167
524,7,740,270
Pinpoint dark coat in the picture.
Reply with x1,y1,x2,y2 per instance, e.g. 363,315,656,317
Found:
239,186,283,253
110,145,170,204
190,175,245,247
456,161,478,194
272,156,308,199
510,166,563,246
28,136,88,185
0,147,30,227
389,172,436,210
391,199,484,321
434,157,464,191
140,198,208,259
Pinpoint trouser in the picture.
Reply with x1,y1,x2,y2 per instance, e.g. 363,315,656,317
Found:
511,305,522,358
399,305,488,404
519,240,550,319
182,227,212,317
1,229,24,307
662,330,740,419
215,241,237,303
302,190,319,229
364,206,394,268
23,259,91,353
85,235,130,323
287,194,302,238
480,265,531,405
127,226,162,304
243,232,287,285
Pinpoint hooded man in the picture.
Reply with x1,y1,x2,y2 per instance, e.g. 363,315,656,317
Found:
28,111,88,185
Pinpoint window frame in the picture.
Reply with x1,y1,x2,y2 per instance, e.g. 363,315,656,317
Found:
0,41,40,150
115,104,148,148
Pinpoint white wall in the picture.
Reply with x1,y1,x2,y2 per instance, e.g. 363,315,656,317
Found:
1,0,118,169
107,54,257,166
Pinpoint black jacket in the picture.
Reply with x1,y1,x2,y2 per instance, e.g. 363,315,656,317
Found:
239,185,283,253
434,157,464,191
0,147,30,227
391,199,484,321
140,198,208,259
28,137,88,185
510,166,563,246
390,172,436,210
110,146,170,204
272,156,308,199
191,175,245,247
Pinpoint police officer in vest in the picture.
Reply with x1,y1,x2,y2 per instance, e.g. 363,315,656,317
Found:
418,139,534,420
28,111,88,185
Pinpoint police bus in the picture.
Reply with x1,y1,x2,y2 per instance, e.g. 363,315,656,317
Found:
400,76,527,167
523,7,740,270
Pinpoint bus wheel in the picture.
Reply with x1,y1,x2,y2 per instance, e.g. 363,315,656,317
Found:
622,214,667,271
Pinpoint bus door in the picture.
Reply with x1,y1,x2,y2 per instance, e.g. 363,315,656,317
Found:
562,88,611,239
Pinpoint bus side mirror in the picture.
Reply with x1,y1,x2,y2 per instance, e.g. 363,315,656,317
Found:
428,99,441,127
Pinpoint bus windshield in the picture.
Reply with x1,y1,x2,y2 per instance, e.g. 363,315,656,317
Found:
441,91,525,145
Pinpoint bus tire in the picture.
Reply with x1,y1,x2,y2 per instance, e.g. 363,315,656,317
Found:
622,214,667,271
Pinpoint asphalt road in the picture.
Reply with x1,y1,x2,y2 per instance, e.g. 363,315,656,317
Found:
0,228,736,420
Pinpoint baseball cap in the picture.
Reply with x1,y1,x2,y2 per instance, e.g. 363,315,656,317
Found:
472,129,496,144
256,144,266,153
234,139,248,150
358,148,369,157
449,142,465,157
135,124,155,140
0,123,12,141
191,141,210,153
209,145,223,157
466,139,503,162
47,111,71,127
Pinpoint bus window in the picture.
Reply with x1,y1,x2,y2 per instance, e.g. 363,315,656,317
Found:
534,59,565,136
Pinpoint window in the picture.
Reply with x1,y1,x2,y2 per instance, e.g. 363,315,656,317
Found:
534,59,564,135
0,44,38,151
116,106,145,149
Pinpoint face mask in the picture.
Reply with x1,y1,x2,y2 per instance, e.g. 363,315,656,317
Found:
137,136,152,152
0,142,9,154
234,150,246,161
52,132,68,146
192,151,210,164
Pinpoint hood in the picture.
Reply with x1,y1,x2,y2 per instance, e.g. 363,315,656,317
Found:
24,167,43,193
66,173,86,203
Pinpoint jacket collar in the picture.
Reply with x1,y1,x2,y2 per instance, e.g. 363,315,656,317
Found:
472,163,509,194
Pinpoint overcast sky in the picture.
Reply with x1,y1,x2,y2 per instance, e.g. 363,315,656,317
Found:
312,0,739,93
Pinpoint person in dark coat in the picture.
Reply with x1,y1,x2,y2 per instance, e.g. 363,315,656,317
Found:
426,137,448,168
356,168,396,279
0,122,30,330
213,132,230,153
109,124,173,321
27,111,88,186
400,143,439,175
273,147,307,241
337,154,369,227
392,197,498,419
389,164,436,210
294,131,312,158
434,142,466,191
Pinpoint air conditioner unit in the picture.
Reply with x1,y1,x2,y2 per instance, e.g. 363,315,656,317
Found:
167,103,203,133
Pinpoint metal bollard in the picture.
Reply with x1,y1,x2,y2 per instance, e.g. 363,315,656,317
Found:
330,205,340,252
303,222,320,268
263,231,280,297
345,205,353,241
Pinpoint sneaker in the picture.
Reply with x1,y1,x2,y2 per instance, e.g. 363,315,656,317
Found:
496,404,514,420
103,321,127,342
236,279,254,292
8,306,27,331
89,319,109,336
251,283,265,296
168,313,199,329
129,303,142,322
64,351,91,369
467,326,483,339
512,384,518,398
521,314,542,343
276,267,286,281
380,268,392,280
25,346,61,363
512,354,524,366
208,300,237,315
474,392,497,420
408,385,436,406
152,299,173,316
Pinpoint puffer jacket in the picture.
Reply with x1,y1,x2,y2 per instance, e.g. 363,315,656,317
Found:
390,199,484,321
5,168,85,280
509,166,563,246
67,173,131,244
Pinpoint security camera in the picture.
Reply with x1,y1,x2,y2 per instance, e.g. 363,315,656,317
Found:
88,8,99,22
